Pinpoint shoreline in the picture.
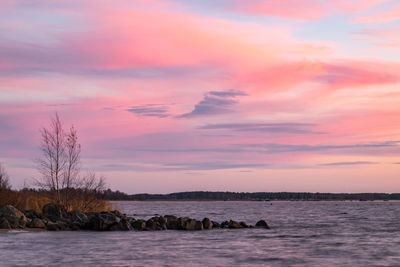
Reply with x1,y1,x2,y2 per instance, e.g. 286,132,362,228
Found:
109,199,400,202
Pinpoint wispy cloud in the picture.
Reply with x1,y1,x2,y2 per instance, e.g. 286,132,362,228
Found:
163,162,268,171
318,161,379,166
241,141,400,153
200,122,324,134
127,104,169,118
178,90,246,118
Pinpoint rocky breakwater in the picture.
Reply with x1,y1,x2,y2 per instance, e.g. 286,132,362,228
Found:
0,203,270,231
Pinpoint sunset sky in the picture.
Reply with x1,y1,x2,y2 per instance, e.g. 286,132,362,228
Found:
1,0,400,193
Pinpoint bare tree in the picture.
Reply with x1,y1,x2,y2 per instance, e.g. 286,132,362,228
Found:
0,163,11,190
63,125,81,208
37,113,106,210
37,113,67,204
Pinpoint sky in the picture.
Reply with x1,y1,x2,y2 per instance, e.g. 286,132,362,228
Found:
0,0,400,193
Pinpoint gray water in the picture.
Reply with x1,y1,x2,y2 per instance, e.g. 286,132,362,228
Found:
1,201,400,266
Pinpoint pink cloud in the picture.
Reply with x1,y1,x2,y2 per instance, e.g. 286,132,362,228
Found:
353,3,400,23
225,0,390,20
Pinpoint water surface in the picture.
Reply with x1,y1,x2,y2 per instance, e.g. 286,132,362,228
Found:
1,201,400,266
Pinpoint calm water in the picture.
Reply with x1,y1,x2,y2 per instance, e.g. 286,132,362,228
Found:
1,201,400,266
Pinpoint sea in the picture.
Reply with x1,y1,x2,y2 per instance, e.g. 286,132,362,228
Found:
1,201,400,266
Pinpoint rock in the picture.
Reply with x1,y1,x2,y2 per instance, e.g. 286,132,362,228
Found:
68,211,89,225
46,222,61,231
202,218,213,229
0,218,11,229
42,203,67,220
156,216,167,226
228,220,241,229
0,205,27,229
177,217,190,230
70,222,81,231
28,218,46,229
111,210,126,219
110,219,132,231
255,220,270,229
146,218,162,230
220,221,229,228
23,209,41,219
239,221,248,228
184,219,203,230
131,219,146,230
211,221,220,228
164,215,178,230
87,212,120,231
194,220,203,230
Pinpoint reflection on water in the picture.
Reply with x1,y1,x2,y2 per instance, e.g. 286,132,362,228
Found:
1,201,400,266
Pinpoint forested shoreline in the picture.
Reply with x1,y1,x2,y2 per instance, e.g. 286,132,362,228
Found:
102,190,400,201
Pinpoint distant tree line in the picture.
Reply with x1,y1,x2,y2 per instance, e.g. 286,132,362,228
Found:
100,190,400,201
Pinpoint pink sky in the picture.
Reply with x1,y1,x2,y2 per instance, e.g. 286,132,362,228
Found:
0,0,399,193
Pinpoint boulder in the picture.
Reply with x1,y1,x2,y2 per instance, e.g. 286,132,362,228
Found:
228,220,241,229
110,219,132,231
131,219,146,231
255,220,270,229
184,219,203,230
46,222,62,231
68,211,89,225
42,203,67,220
0,218,11,229
220,221,229,228
70,222,82,231
111,210,126,219
211,221,220,228
28,218,46,229
177,217,190,230
202,218,213,230
0,205,27,229
164,215,178,230
87,212,120,231
23,209,41,219
239,221,248,228
146,218,162,230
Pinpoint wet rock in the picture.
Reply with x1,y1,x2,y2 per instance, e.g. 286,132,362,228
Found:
110,218,132,231
0,218,11,229
131,219,146,230
42,203,67,221
239,221,249,228
184,219,203,230
87,212,120,231
146,218,162,230
70,222,82,231
220,221,229,228
68,210,89,225
46,222,62,231
228,220,241,229
28,218,46,229
111,210,126,219
164,215,178,230
255,220,270,229
0,205,27,229
211,221,220,228
177,217,190,230
23,209,41,219
202,218,213,230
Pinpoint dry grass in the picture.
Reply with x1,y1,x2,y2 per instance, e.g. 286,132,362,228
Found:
0,189,111,213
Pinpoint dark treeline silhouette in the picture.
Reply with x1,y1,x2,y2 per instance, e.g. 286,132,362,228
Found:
101,190,400,201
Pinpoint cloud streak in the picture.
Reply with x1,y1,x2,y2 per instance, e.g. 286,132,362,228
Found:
127,104,169,118
179,90,246,118
200,123,324,134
